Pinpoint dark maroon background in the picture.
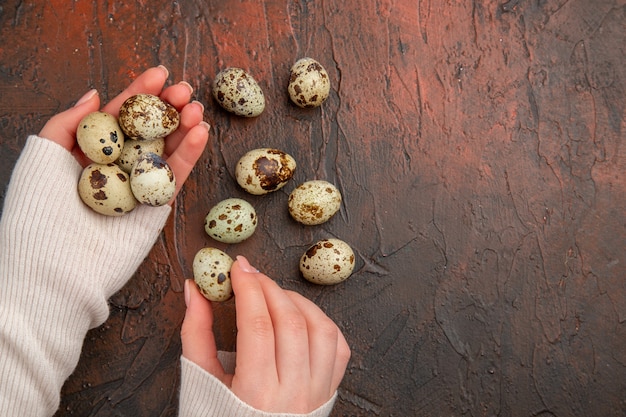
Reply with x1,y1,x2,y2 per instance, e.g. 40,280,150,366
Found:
1,1,625,416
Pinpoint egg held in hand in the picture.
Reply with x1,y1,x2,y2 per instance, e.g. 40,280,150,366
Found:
76,111,125,164
116,137,165,174
118,93,180,140
78,163,138,216
129,153,176,207
193,247,234,302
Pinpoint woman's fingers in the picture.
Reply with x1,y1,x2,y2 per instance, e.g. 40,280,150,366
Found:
164,100,205,157
38,66,196,153
101,66,170,116
229,256,350,413
180,279,226,380
256,277,312,387
166,119,209,203
101,69,192,117
159,81,195,111
38,66,208,176
229,258,278,384
38,89,101,153
285,291,351,398
328,324,350,392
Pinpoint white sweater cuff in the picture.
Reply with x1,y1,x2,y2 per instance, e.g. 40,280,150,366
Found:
179,356,338,417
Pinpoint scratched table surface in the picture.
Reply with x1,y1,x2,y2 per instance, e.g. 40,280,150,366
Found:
1,1,625,416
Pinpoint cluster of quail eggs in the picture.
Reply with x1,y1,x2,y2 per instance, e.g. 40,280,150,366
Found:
193,58,355,302
76,94,179,216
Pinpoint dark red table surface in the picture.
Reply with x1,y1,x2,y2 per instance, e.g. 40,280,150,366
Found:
1,1,625,416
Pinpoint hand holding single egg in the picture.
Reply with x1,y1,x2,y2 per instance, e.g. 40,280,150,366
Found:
181,256,351,413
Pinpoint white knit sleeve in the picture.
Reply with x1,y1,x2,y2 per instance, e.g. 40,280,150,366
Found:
0,135,172,416
178,355,338,417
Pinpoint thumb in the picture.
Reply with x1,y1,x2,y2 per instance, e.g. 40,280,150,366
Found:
181,279,227,382
39,89,101,153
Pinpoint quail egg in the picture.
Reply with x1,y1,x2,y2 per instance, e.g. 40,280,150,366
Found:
129,153,176,206
300,238,355,285
212,67,265,117
193,247,234,302
116,137,165,173
78,163,138,216
204,198,258,244
235,148,296,195
118,93,180,140
288,57,331,108
76,111,125,164
288,180,342,225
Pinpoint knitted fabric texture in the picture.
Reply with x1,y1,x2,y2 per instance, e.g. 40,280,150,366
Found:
0,136,171,415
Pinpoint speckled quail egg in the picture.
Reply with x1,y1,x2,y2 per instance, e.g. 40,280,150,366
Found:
116,137,165,173
76,111,125,164
204,198,258,243
193,247,234,302
288,57,331,108
212,67,265,117
118,94,180,140
78,163,138,216
288,180,342,225
129,153,176,206
235,148,296,195
300,238,355,285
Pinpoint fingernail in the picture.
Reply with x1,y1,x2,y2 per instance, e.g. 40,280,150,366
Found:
199,121,211,132
184,279,192,307
74,89,98,107
236,255,259,273
179,81,194,95
192,99,204,113
157,65,169,78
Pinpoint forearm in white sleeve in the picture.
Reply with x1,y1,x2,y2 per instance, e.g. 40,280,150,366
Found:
0,135,171,416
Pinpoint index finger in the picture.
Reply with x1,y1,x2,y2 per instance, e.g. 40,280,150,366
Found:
230,259,278,382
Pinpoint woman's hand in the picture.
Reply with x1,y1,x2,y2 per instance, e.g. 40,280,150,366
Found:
181,256,351,414
38,65,208,202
